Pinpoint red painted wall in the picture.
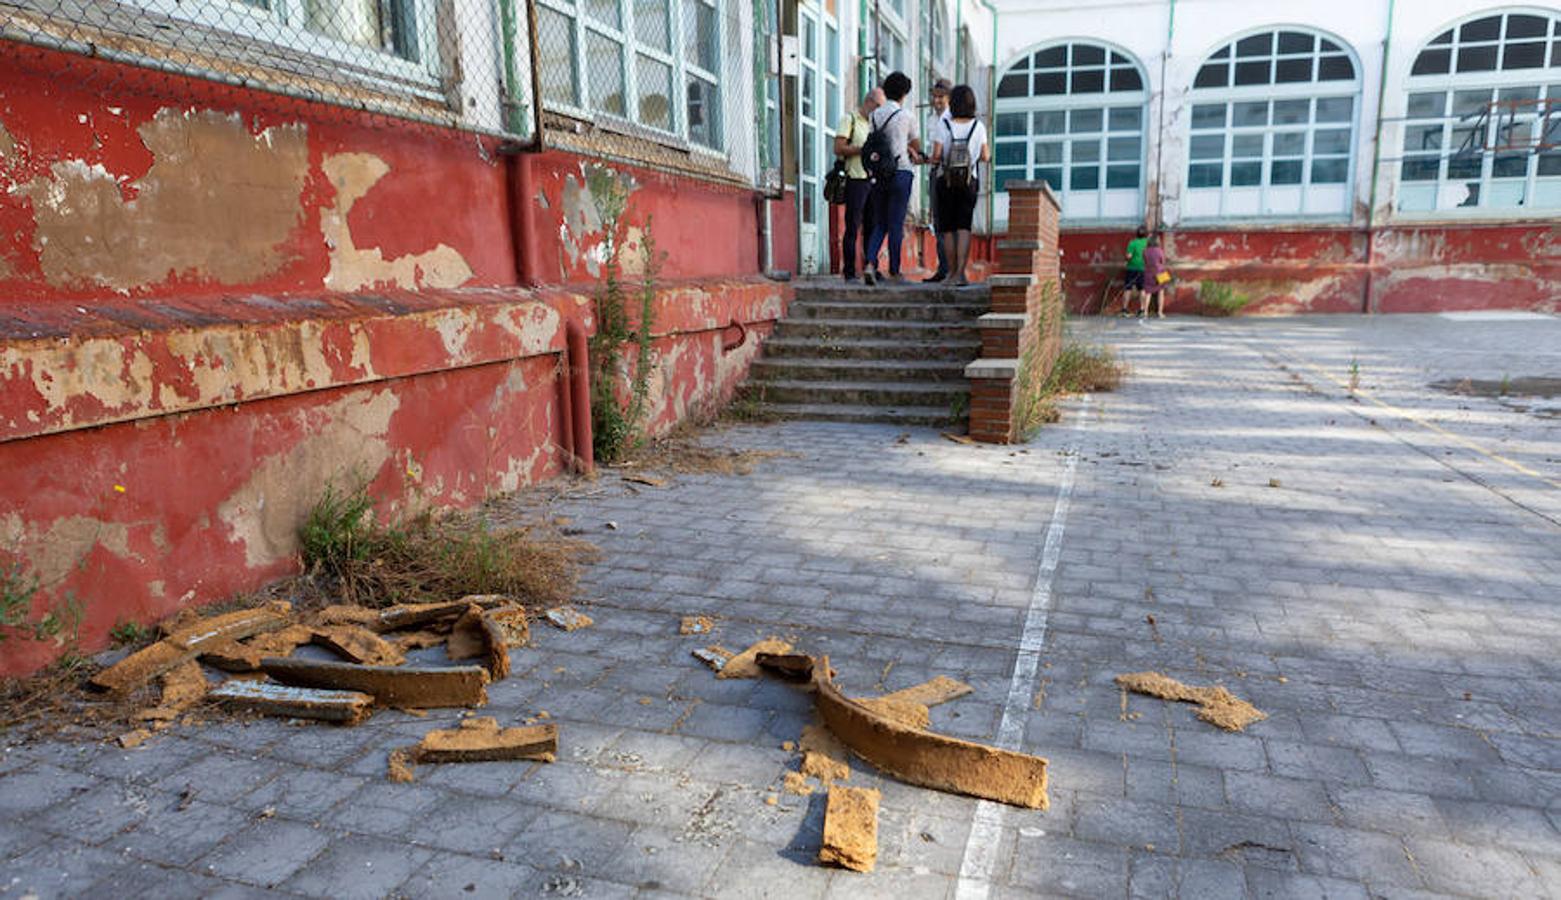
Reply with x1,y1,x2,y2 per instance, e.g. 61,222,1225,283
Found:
1056,225,1559,316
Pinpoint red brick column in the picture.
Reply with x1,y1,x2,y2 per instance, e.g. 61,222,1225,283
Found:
966,182,1063,443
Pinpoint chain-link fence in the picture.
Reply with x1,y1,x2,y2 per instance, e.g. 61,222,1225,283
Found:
0,0,780,188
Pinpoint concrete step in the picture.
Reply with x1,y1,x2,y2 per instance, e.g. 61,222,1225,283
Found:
754,402,963,426
742,378,968,408
794,282,991,305
749,357,967,383
773,318,979,342
790,300,987,322
760,337,981,361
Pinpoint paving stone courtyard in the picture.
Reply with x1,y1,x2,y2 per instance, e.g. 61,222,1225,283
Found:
2,312,1558,899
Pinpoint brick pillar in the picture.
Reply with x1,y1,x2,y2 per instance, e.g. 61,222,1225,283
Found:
964,182,1063,443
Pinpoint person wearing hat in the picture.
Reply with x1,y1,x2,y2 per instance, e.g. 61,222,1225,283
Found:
923,78,954,282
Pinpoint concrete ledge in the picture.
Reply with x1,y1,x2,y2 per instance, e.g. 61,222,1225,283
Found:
986,274,1035,288
964,358,1020,380
977,313,1028,330
1001,181,1063,210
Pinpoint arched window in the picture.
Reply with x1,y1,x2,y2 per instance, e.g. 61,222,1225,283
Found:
1399,9,1561,213
992,41,1149,221
1185,28,1360,219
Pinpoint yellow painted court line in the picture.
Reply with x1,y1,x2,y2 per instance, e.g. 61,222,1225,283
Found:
1280,351,1561,492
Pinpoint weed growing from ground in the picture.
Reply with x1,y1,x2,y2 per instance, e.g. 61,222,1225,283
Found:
1197,282,1252,316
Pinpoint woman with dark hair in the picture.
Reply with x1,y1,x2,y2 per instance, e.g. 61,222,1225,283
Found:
929,84,989,286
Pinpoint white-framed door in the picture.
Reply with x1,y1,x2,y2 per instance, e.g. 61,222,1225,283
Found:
796,0,839,274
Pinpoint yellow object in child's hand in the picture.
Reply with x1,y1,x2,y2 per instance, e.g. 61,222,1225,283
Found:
1155,272,1172,285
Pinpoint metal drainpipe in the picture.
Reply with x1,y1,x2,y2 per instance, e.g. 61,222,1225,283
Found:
1362,0,1396,315
976,0,997,237
1154,0,1175,231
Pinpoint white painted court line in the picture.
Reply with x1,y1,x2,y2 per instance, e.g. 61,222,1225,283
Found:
954,397,1092,900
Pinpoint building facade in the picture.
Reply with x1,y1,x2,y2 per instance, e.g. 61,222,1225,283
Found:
991,0,1561,313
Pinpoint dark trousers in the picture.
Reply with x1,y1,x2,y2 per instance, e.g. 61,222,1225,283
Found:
841,178,872,277
865,170,914,275
929,185,949,275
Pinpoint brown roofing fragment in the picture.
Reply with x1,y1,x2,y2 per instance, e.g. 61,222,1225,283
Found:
387,747,417,782
679,615,714,635
754,651,815,682
447,607,511,679
412,717,557,763
375,596,511,633
718,638,793,680
312,625,407,667
135,661,210,725
90,602,292,694
819,785,880,872
692,645,735,672
209,680,375,725
260,658,489,708
486,607,531,648
812,656,1048,809
201,624,316,672
1114,672,1267,732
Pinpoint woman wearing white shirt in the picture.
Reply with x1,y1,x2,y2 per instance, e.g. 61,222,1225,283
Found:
929,84,990,286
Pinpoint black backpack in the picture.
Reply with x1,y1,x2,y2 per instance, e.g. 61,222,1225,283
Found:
861,108,901,184
941,119,978,190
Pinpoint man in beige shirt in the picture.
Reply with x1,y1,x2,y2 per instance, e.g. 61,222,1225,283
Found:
835,88,884,280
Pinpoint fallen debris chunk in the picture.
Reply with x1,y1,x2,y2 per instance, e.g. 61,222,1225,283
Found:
312,625,407,667
799,723,851,784
446,607,511,679
201,624,316,673
781,771,814,796
1114,672,1267,732
811,656,1048,809
755,652,815,682
260,658,489,708
940,431,976,445
390,630,448,652
819,786,880,872
718,638,793,680
118,729,151,749
209,680,376,725
314,605,381,629
679,615,715,636
413,718,558,763
90,603,292,694
622,475,668,488
487,607,531,648
855,676,975,731
135,660,210,724
545,606,594,632
376,596,510,633
387,747,417,782
692,645,735,672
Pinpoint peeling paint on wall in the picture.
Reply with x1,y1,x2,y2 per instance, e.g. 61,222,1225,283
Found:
0,511,135,588
217,388,400,568
0,119,15,162
11,109,309,291
321,152,474,292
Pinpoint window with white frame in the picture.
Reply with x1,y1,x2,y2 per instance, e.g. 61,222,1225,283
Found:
126,0,439,88
992,42,1148,221
1399,10,1561,213
537,0,725,149
870,8,907,82
1185,29,1360,219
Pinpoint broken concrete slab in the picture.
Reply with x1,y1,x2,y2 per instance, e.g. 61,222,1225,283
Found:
259,658,489,708
1115,671,1267,732
387,747,417,782
486,607,531,648
412,717,557,763
446,607,510,680
819,785,880,872
311,625,407,667
90,602,292,694
209,680,375,725
754,651,815,682
812,656,1048,809
374,596,510,633
544,606,593,631
718,638,793,680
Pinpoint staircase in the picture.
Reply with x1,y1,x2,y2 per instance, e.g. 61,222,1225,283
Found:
742,279,989,426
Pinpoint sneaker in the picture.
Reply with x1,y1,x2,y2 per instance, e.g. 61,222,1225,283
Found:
922,272,947,283
863,270,877,286
842,271,856,281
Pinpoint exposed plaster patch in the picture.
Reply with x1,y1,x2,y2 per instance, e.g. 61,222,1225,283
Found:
0,119,15,162
12,109,309,291
1,512,134,587
429,308,475,357
321,152,474,292
217,388,400,568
